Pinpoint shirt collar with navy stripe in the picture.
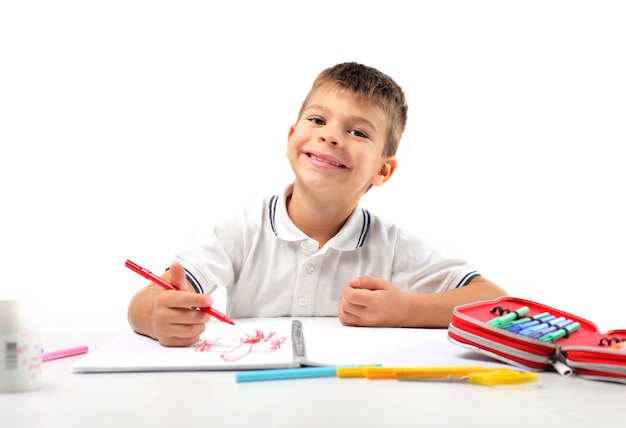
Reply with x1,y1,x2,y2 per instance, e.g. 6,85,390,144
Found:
268,184,371,251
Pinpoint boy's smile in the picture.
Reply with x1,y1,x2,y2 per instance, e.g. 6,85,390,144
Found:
303,149,349,170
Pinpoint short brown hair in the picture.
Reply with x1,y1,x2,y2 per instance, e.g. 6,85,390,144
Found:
297,62,408,157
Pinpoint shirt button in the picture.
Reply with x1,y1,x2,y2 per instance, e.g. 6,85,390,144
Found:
298,297,308,306
300,241,310,250
305,264,314,274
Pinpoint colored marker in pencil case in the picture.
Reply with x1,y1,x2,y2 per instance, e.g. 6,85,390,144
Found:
538,322,581,343
487,306,530,327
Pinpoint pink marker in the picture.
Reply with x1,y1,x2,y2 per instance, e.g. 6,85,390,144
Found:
42,345,89,362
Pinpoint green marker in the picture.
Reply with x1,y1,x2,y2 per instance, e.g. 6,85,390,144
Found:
538,322,582,343
487,306,530,327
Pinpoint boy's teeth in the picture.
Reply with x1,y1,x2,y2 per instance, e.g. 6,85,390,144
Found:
311,154,342,167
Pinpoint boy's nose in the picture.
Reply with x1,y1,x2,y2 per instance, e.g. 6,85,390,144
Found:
318,132,341,146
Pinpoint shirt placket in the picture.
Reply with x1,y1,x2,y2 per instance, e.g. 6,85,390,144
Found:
292,238,322,316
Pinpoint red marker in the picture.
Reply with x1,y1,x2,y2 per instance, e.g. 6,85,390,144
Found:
125,259,235,325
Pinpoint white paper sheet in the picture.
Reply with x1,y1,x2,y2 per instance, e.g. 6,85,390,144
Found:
72,318,500,373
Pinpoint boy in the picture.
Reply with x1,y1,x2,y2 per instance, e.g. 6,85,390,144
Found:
128,62,507,347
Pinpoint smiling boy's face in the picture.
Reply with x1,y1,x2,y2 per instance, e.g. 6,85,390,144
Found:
286,87,397,203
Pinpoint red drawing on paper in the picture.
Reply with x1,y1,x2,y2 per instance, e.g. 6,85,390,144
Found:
193,329,287,363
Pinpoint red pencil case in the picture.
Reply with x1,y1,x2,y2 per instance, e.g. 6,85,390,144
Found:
447,296,626,384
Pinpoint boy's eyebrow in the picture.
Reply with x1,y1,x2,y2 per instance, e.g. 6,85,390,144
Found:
302,104,328,115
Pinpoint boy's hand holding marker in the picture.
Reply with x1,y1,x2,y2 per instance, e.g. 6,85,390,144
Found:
126,260,233,347
150,262,214,347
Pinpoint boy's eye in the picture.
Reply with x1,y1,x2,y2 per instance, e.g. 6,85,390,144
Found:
350,129,369,139
308,117,325,125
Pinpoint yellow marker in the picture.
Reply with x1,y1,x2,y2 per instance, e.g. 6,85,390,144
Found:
396,367,538,386
364,367,396,379
335,366,383,378
392,366,495,379
336,366,539,386
337,365,491,379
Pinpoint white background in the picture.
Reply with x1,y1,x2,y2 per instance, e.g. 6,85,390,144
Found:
1,0,624,345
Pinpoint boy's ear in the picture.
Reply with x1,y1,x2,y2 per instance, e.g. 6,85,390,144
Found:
286,126,296,155
371,156,397,187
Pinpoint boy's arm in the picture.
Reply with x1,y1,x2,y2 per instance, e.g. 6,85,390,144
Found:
338,275,507,328
403,276,507,327
127,262,214,346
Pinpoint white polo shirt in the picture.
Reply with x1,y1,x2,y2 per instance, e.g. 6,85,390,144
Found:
174,184,479,319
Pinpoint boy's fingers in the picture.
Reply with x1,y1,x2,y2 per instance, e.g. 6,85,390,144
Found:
341,284,369,308
162,262,213,309
348,276,388,291
169,291,214,311
168,261,190,291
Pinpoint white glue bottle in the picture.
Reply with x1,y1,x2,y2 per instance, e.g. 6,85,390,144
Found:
0,299,42,392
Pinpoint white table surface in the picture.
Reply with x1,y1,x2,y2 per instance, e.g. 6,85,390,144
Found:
2,321,624,428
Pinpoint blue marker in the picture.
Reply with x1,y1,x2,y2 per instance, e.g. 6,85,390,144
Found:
529,319,573,339
539,322,582,343
502,312,551,330
236,366,340,382
508,315,556,334
518,317,565,336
